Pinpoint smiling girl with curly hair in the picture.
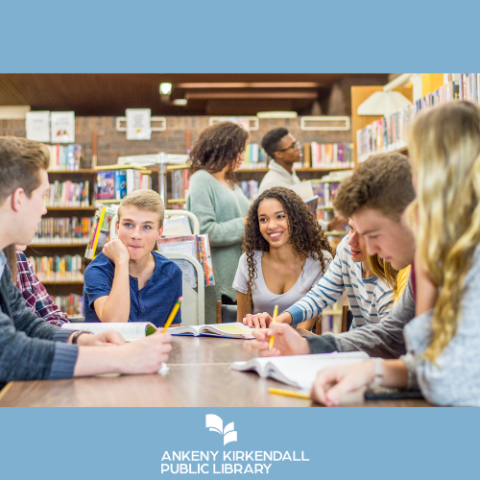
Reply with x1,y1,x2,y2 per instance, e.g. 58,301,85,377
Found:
232,187,333,330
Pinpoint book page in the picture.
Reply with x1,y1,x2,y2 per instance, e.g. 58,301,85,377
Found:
231,352,368,389
267,352,369,389
168,325,201,335
61,322,152,339
207,323,253,334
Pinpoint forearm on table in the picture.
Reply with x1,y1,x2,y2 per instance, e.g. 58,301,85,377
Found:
96,262,131,322
380,359,409,388
73,346,122,376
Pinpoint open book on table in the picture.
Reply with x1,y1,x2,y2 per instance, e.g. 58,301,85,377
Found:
230,351,369,389
168,322,254,339
61,322,156,342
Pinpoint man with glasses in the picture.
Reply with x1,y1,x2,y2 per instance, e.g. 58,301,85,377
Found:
259,128,302,194
259,128,345,231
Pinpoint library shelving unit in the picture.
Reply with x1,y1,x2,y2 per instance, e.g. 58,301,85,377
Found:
165,164,189,208
26,165,97,298
351,74,452,163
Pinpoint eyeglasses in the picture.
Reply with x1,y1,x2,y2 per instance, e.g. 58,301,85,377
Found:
276,141,300,152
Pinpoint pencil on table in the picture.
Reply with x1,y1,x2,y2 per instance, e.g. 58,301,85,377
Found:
163,297,183,332
268,388,310,400
269,304,279,349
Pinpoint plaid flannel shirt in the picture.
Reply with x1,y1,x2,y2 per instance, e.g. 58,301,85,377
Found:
16,252,69,326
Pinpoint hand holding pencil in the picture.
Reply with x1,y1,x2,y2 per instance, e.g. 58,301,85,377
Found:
269,305,279,349
245,321,311,357
163,297,183,332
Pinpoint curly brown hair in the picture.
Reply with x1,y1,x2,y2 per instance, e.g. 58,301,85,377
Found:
188,122,249,185
242,187,333,309
333,152,414,221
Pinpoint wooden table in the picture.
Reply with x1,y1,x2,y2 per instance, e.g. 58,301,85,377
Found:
0,336,430,407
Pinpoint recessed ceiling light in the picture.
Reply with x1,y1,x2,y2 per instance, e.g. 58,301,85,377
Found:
257,111,298,119
173,99,187,106
159,83,173,95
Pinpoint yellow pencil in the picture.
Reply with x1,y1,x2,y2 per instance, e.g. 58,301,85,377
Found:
269,388,310,400
269,304,279,349
163,296,183,332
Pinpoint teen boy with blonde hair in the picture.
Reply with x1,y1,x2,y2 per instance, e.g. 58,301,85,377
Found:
0,137,172,386
84,189,182,327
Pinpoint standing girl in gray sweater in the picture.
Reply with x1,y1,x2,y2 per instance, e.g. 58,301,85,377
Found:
187,122,250,322
311,101,480,407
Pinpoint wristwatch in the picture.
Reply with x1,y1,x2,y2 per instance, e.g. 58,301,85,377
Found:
368,358,384,390
71,330,93,344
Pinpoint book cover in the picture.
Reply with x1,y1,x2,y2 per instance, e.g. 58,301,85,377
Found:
97,171,115,200
114,170,127,200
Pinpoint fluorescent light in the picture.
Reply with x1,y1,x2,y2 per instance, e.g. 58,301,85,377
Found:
177,82,319,89
159,83,173,95
257,111,298,119
173,99,187,106
0,105,31,119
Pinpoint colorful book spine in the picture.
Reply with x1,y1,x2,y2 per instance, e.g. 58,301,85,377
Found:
46,180,90,207
47,144,83,171
32,216,93,244
50,294,84,316
238,144,267,170
28,255,83,282
114,170,127,200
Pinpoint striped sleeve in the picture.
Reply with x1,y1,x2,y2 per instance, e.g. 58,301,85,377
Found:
376,284,395,319
285,256,345,325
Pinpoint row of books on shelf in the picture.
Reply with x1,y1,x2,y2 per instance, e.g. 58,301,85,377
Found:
356,73,480,162
171,169,190,200
28,255,83,282
302,142,354,169
51,294,84,317
237,143,354,171
312,181,340,208
157,235,214,289
97,169,152,201
46,180,90,207
458,73,480,104
32,217,94,244
46,144,84,171
240,180,259,201
241,143,268,169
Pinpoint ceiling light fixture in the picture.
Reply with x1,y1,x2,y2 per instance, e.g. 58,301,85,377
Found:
173,99,188,106
159,83,173,95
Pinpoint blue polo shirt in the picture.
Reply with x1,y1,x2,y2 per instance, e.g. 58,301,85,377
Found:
83,251,182,327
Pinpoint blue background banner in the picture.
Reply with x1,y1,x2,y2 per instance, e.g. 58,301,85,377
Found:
1,408,479,479
1,408,478,479
1,0,479,72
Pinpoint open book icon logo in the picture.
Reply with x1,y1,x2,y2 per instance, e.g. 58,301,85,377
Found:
206,414,237,445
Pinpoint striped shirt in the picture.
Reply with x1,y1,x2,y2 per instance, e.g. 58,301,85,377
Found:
15,252,69,326
285,235,395,328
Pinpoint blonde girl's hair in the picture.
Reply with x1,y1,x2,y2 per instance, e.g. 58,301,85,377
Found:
368,254,398,294
407,101,480,363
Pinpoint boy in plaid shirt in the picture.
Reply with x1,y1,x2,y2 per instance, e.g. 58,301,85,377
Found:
3,244,69,325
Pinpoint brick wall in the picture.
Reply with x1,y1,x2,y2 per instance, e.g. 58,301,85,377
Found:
1,116,351,168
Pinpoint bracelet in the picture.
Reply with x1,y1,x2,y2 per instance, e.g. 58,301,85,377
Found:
71,330,93,344
368,358,384,390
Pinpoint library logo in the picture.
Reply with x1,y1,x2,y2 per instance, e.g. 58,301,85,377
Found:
206,414,237,445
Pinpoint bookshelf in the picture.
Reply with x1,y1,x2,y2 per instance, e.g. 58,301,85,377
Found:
351,74,470,163
26,150,98,300
351,84,413,163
